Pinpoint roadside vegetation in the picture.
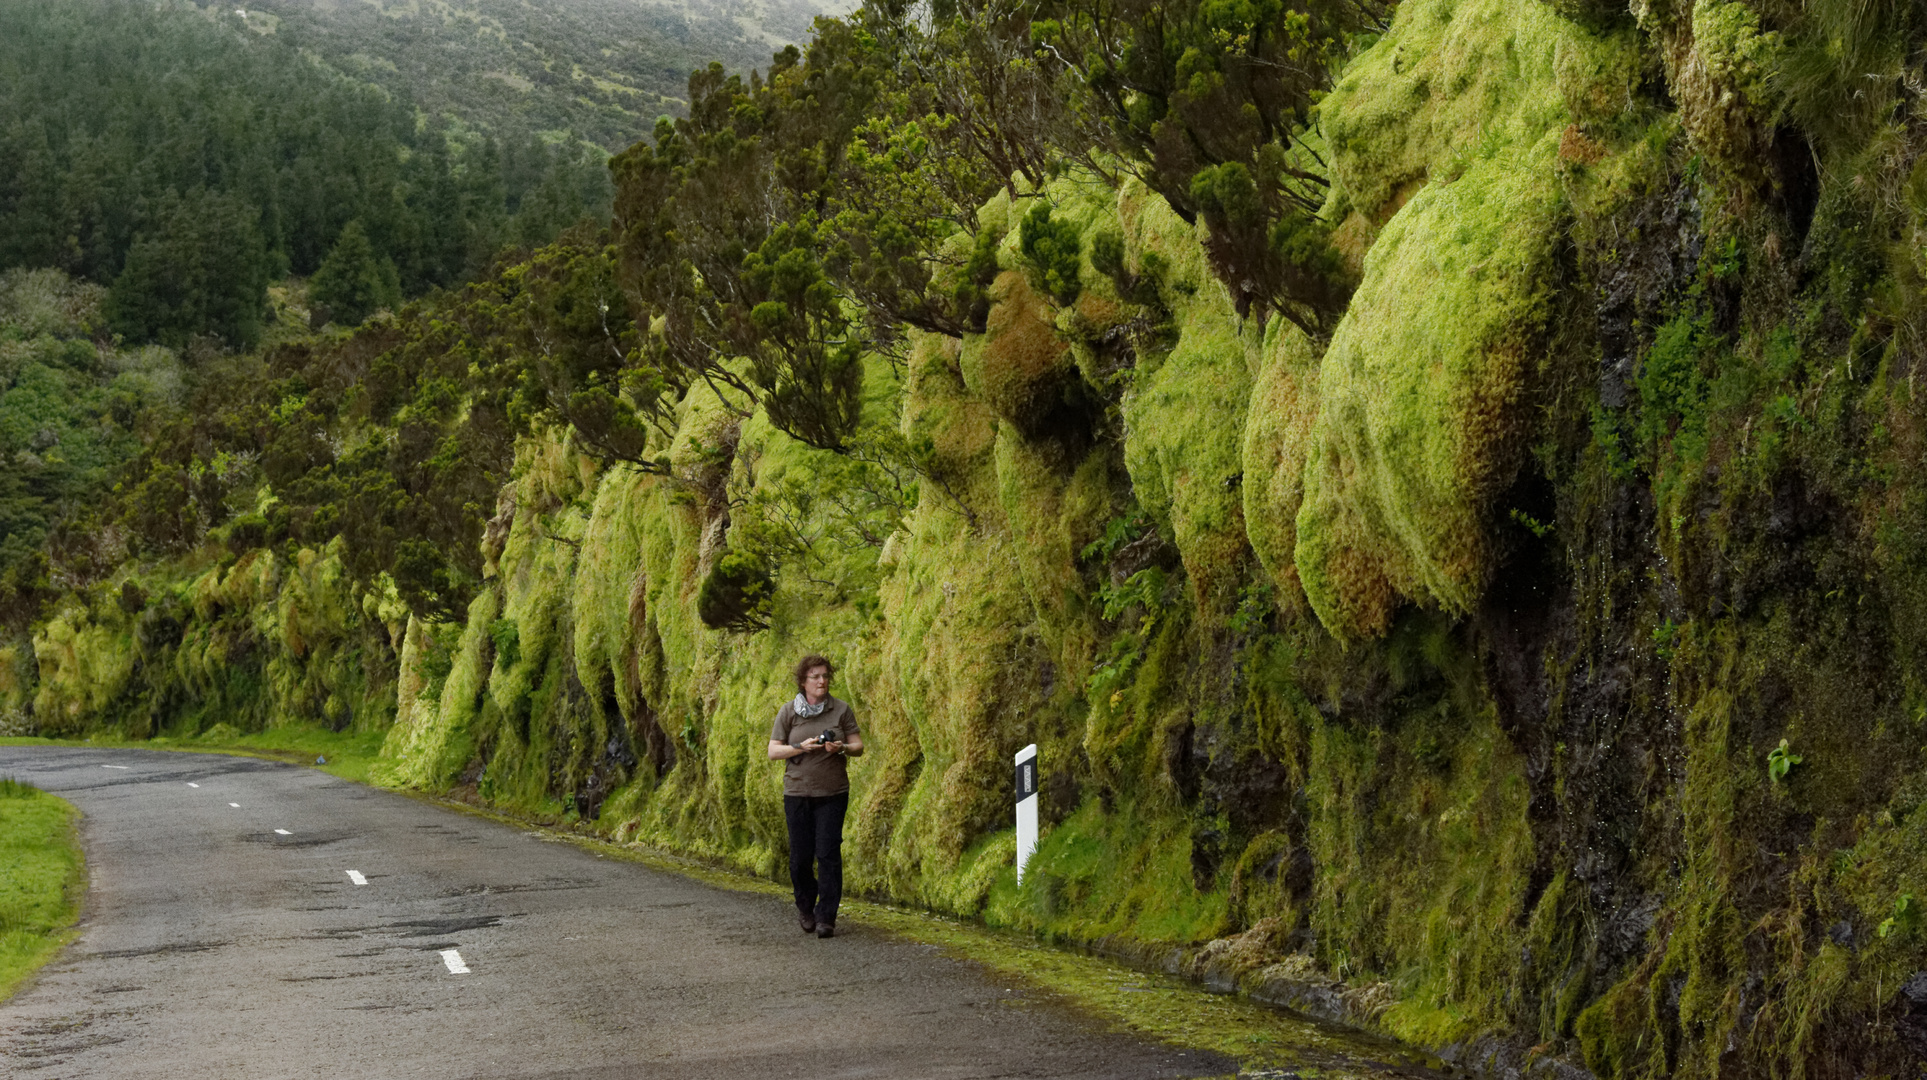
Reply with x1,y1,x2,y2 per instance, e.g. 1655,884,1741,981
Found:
0,778,84,1003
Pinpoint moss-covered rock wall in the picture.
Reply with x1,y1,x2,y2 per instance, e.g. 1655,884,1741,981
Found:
13,0,1927,1076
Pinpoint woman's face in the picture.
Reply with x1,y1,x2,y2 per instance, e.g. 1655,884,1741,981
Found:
802,665,831,702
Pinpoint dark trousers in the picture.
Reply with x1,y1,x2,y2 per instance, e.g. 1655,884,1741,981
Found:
784,791,848,925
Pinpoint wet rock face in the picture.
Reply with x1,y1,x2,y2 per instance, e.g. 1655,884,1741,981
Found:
1480,459,1682,975
1895,973,1927,1063
1182,714,1295,892
1595,180,1703,412
540,661,640,823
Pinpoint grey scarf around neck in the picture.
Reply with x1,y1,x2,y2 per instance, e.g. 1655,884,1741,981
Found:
793,692,828,718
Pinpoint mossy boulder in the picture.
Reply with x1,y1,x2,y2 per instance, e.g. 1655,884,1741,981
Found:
961,270,1091,442
1296,0,1578,638
1646,0,1786,194
903,330,999,520
1322,0,1576,229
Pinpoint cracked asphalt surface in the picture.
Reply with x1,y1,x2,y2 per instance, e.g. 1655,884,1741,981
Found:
0,747,1242,1079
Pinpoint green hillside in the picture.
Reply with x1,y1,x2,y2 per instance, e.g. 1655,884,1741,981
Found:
237,0,848,148
9,1,1927,1078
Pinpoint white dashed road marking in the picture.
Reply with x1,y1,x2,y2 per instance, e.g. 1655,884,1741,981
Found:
228,803,240,808
101,765,129,770
346,871,367,885
440,950,470,975
274,829,291,835
187,782,199,787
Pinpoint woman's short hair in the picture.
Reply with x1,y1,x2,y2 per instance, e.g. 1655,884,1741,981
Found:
794,654,835,690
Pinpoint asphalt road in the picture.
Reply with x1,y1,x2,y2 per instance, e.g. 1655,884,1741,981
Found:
0,747,1244,1080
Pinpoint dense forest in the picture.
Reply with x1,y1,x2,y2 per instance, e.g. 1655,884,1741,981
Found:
0,0,619,344
8,1,1927,1078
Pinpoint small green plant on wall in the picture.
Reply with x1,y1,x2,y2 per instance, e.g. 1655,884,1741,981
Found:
1767,737,1803,784
1879,894,1918,940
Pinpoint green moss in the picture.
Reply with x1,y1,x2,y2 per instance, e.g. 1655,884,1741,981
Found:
18,538,398,745
1241,320,1322,612
1380,998,1484,1048
572,464,664,756
0,642,29,732
961,270,1078,437
853,506,1049,910
986,795,1231,946
1579,686,1748,1079
1084,593,1189,794
1112,185,1257,618
383,586,508,792
994,428,1112,694
902,329,998,520
1673,0,1785,191
1248,614,1538,1041
1297,0,1578,639
1322,0,1576,225
1553,22,1647,129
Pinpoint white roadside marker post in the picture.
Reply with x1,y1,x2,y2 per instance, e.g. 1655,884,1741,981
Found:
1015,744,1038,884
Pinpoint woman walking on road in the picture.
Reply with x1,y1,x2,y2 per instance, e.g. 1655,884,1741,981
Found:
767,654,863,938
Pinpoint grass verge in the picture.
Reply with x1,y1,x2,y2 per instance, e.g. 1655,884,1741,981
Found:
0,778,84,1003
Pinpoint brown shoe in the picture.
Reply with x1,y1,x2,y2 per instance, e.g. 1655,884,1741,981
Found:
816,923,835,939
798,909,817,934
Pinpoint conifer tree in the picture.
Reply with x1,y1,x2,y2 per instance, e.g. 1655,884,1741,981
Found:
105,188,270,349
308,220,400,327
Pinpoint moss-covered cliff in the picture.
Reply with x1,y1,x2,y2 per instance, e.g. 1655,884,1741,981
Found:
10,0,1927,1076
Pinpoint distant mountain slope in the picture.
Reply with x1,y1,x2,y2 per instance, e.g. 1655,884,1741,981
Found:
232,0,854,150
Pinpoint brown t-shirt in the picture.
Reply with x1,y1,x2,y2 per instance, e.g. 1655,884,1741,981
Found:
770,696,860,797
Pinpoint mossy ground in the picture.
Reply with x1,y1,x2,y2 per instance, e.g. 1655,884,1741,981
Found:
0,778,83,1003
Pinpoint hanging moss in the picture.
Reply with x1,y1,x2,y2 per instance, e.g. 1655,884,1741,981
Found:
1241,320,1322,612
1295,0,1580,639
1112,185,1259,621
